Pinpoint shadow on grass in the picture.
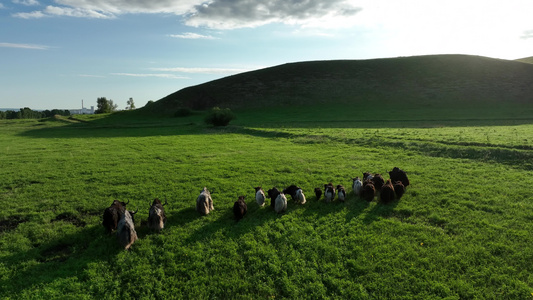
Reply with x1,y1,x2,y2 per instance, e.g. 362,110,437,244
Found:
14,111,533,171
166,199,285,245
0,225,124,297
16,106,533,140
361,199,400,225
238,127,533,171
164,189,379,251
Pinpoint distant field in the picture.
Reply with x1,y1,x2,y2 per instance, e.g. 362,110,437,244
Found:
1,113,532,299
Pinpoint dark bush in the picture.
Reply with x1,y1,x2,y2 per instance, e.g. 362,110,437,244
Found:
174,108,193,117
204,107,236,127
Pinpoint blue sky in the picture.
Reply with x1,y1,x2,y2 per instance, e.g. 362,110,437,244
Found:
2,0,533,110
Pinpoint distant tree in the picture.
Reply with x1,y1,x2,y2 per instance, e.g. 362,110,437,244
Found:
0,111,5,119
109,100,118,112
5,110,17,119
126,97,136,110
18,107,43,119
204,107,236,127
96,97,109,114
42,109,70,118
95,97,118,114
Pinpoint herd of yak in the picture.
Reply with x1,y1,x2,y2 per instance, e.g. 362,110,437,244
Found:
102,167,410,250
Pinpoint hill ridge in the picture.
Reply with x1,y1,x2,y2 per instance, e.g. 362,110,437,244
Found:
142,54,533,115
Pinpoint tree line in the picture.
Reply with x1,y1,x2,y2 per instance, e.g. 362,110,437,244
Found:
95,97,135,114
0,97,137,119
0,107,71,120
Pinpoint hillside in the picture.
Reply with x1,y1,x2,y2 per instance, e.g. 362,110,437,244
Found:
142,54,533,117
516,56,533,64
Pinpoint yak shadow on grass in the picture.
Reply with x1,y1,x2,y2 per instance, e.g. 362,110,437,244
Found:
162,195,322,247
299,193,367,221
0,225,125,297
173,201,283,245
361,199,400,225
165,191,377,249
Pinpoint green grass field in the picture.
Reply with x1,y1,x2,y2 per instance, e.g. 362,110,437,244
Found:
1,111,533,299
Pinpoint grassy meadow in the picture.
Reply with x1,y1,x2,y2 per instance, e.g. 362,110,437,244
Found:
1,110,533,299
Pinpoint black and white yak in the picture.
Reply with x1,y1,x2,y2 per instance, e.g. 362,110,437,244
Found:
324,183,336,202
352,177,363,197
283,185,307,205
196,187,214,216
267,187,287,214
117,209,138,250
148,198,167,232
254,187,266,207
336,184,346,202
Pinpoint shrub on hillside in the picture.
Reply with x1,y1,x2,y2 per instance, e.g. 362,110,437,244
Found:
204,107,235,127
174,108,193,117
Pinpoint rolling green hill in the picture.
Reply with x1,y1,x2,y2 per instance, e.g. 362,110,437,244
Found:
516,56,533,64
142,54,533,119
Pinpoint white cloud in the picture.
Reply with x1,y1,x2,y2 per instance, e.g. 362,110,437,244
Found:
54,0,199,15
150,66,259,74
0,42,49,49
45,5,115,18
11,0,362,30
14,5,116,18
521,30,533,39
169,33,218,40
12,0,40,6
343,0,533,59
12,10,46,18
78,74,106,78
186,0,362,29
111,73,188,79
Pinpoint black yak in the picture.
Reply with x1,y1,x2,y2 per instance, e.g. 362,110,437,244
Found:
314,187,322,201
372,174,385,191
380,179,396,204
102,200,128,233
393,181,406,199
233,196,248,221
361,180,375,202
388,167,410,187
